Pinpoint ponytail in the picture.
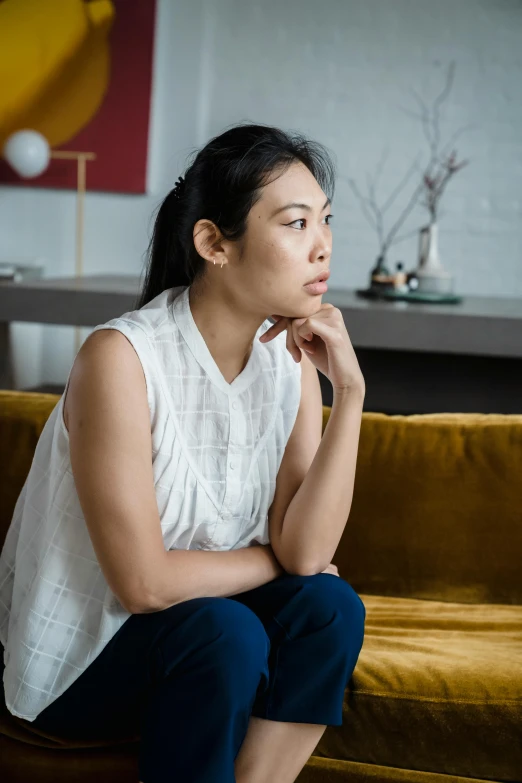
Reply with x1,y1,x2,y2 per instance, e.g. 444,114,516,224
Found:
134,188,190,309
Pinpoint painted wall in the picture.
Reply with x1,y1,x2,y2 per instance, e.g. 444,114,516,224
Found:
1,0,520,386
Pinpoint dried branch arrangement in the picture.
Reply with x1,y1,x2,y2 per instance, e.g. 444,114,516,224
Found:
347,62,470,261
347,151,423,261
406,62,469,223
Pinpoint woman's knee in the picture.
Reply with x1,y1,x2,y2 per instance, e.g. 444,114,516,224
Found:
299,574,366,649
159,597,270,689
205,598,270,656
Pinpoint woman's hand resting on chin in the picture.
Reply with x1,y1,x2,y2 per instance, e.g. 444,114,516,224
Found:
259,304,365,395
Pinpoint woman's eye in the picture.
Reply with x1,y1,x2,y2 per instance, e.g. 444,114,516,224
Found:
287,214,334,230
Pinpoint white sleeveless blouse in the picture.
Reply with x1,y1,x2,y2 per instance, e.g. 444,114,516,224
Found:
0,285,302,721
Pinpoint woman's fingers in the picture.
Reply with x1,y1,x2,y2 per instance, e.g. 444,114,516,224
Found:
261,316,302,362
290,318,317,361
286,321,302,362
259,316,286,342
259,315,315,361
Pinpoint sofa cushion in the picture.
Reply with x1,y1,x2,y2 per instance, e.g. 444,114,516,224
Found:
6,594,518,781
315,594,522,782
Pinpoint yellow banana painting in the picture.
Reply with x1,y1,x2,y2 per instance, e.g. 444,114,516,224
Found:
0,0,115,151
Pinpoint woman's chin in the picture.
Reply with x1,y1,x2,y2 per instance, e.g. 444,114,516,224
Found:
269,290,324,320
300,292,324,312
284,299,323,320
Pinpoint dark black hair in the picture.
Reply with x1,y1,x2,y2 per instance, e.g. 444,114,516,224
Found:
134,122,336,309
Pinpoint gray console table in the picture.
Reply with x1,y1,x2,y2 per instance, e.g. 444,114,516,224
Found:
1,274,521,414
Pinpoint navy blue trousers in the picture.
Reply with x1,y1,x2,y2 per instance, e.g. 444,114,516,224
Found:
31,572,366,783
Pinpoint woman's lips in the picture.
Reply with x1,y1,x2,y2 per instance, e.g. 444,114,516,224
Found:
303,280,328,295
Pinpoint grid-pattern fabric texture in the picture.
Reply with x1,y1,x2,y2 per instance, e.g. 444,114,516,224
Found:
0,285,302,721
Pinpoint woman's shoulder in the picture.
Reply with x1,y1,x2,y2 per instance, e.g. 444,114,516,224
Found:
90,286,185,342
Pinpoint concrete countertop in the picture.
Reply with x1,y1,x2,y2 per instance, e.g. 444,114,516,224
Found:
1,274,521,359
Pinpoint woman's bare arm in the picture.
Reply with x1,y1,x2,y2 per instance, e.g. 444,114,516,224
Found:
66,329,282,615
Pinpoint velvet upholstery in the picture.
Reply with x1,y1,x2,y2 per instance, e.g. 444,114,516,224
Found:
1,390,521,782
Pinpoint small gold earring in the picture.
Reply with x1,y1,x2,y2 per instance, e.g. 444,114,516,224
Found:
213,259,216,265
221,261,224,269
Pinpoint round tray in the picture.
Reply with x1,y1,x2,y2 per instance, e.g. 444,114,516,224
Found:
356,288,462,305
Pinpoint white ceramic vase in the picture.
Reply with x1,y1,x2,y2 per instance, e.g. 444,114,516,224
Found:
416,223,454,294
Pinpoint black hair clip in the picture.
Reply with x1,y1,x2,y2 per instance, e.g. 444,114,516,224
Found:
172,175,185,199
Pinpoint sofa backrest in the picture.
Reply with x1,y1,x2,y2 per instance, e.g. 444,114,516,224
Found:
327,409,522,606
1,392,521,606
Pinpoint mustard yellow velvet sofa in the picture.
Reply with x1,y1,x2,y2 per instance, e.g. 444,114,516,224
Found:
1,389,521,783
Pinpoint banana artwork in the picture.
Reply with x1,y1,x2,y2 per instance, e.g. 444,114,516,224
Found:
0,0,115,152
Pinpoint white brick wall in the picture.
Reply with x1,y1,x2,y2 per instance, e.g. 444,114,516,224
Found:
1,0,521,385
205,0,522,297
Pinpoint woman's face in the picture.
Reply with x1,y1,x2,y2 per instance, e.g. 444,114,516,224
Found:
234,161,333,320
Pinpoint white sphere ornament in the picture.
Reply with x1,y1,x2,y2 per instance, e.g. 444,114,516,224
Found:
3,130,51,178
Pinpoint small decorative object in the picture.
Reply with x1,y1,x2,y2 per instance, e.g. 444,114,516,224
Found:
393,262,409,293
0,261,44,282
369,256,395,291
407,271,419,291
